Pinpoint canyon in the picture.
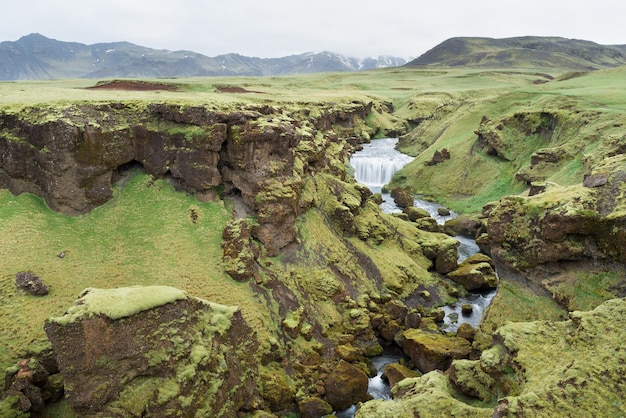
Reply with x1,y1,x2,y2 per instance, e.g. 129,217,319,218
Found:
0,60,625,417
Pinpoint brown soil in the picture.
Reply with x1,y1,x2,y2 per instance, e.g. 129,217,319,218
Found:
86,80,181,91
215,85,265,94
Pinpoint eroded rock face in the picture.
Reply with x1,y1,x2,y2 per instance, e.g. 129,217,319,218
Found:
484,161,626,273
44,286,261,417
0,101,376,255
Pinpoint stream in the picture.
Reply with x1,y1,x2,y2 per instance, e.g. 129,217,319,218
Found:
334,138,496,417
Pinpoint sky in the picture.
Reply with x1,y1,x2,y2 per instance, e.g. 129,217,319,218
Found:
2,0,625,59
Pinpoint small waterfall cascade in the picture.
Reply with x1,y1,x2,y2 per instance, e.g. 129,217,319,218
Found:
350,138,414,190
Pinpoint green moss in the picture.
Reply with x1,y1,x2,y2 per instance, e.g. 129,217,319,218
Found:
157,379,181,404
0,394,29,418
48,286,188,325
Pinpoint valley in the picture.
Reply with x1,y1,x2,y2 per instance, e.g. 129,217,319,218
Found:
0,42,625,417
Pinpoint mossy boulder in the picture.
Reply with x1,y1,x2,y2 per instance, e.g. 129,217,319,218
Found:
381,363,421,389
435,238,460,274
403,206,431,221
390,187,414,208
298,397,333,418
324,360,370,411
260,368,295,412
444,215,484,238
400,329,472,373
44,286,261,417
456,323,476,342
446,254,498,291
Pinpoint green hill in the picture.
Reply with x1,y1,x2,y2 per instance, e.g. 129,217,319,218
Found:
408,36,626,70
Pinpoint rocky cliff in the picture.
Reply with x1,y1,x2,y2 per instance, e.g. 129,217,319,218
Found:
0,98,374,255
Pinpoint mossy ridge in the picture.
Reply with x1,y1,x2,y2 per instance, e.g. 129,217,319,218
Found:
391,68,626,214
48,286,188,325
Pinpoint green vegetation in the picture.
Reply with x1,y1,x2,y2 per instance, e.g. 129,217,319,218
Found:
1,56,625,416
0,172,268,368
49,286,188,325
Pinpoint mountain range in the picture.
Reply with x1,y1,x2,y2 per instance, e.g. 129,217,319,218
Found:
0,33,407,80
2,34,626,81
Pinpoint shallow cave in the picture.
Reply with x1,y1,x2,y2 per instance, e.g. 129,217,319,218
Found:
112,160,146,185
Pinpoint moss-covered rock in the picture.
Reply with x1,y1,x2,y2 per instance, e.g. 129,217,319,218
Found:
221,218,258,282
298,396,333,418
324,360,370,411
381,363,421,389
400,329,472,373
44,286,261,417
447,254,498,291
435,238,460,274
403,206,430,221
359,298,626,417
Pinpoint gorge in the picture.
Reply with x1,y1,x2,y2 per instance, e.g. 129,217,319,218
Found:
0,62,625,417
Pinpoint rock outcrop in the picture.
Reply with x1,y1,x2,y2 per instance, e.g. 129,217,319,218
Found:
356,298,626,417
482,156,626,301
399,329,472,373
44,286,261,417
0,100,376,256
446,253,498,291
15,271,49,296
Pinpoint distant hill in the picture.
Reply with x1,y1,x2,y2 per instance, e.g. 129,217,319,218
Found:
0,34,407,80
408,36,626,70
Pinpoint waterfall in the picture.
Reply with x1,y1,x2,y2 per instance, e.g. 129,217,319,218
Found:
350,138,414,190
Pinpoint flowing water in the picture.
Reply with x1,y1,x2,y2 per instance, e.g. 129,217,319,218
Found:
335,138,496,416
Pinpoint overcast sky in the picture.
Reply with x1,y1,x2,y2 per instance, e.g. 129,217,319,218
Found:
2,0,625,59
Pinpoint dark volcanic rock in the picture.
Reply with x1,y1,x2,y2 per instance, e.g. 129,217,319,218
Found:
44,286,261,417
15,271,49,296
426,148,450,166
400,329,471,373
324,360,370,410
391,188,414,208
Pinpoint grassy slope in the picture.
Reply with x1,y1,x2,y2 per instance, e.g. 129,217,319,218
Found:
392,66,626,213
0,173,271,368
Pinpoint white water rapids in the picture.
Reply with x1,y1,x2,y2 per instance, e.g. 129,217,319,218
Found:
334,138,496,417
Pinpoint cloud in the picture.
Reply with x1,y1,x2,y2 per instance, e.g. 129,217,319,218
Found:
1,0,624,59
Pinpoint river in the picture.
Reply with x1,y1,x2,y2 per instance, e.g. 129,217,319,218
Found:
334,138,496,417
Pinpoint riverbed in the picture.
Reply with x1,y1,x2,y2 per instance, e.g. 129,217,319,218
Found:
337,137,496,416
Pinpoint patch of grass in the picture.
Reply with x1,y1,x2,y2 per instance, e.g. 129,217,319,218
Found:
475,278,567,349
545,271,623,312
0,172,269,369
